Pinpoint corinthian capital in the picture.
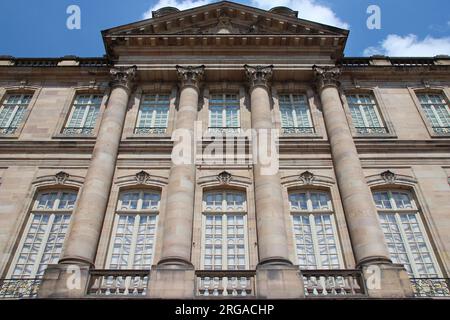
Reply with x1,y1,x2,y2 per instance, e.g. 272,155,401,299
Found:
244,64,273,90
110,66,137,91
313,65,341,91
176,65,205,90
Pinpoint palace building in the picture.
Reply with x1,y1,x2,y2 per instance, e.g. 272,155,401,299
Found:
0,1,449,299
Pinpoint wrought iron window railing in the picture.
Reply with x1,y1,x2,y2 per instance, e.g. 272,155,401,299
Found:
355,126,388,135
207,127,241,135
62,126,95,135
431,127,450,135
195,270,256,297
302,269,367,297
134,126,167,134
87,269,149,296
410,278,450,297
0,127,18,134
0,278,42,299
281,126,315,134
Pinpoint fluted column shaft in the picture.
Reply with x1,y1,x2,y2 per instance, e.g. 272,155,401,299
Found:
245,65,292,266
158,65,204,267
314,66,391,266
60,66,136,266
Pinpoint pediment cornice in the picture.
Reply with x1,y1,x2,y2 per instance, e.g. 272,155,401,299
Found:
102,1,348,59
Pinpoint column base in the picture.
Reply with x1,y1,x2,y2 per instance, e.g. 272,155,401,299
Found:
362,263,414,298
37,264,90,298
255,264,305,299
148,264,195,299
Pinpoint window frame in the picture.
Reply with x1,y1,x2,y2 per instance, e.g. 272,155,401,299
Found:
278,93,315,135
373,189,442,278
201,190,249,270
340,87,396,138
7,189,77,278
134,93,170,135
288,190,344,270
207,93,241,134
106,189,161,270
62,93,104,136
0,88,40,138
411,89,450,137
345,93,388,135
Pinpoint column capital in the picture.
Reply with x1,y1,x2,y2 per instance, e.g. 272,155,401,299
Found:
244,64,273,90
176,65,205,90
313,65,341,91
109,65,137,91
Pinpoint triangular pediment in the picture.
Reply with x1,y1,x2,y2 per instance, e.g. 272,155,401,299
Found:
102,1,348,37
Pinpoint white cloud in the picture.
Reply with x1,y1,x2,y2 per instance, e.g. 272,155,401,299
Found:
142,0,212,19
364,34,450,57
251,0,349,29
142,0,349,29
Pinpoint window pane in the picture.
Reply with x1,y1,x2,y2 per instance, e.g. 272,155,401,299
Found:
138,94,169,129
289,193,308,210
209,94,240,128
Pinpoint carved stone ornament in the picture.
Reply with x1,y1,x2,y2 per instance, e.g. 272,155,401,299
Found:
313,65,341,91
55,171,70,185
176,65,205,89
135,170,151,185
110,66,137,91
217,171,232,185
381,170,396,184
299,171,315,185
244,64,273,89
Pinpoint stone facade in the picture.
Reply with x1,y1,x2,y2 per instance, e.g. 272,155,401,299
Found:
0,2,449,299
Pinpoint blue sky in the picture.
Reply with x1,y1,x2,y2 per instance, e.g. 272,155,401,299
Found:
0,0,449,57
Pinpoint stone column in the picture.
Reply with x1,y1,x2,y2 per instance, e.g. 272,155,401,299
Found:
38,66,136,298
245,65,304,299
149,65,204,298
314,65,413,298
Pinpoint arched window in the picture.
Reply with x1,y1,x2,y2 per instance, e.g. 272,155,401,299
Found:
289,190,343,270
202,190,248,270
373,190,441,278
107,190,160,270
9,190,77,278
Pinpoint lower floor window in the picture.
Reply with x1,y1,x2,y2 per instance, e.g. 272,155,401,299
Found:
11,213,71,278
108,214,157,269
292,213,342,270
202,214,248,270
379,212,440,278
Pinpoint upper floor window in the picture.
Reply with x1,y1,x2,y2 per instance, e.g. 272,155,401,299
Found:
346,94,388,135
202,190,248,270
135,94,169,135
107,190,160,270
416,93,450,135
279,94,314,134
63,94,102,135
9,190,77,278
289,191,343,270
208,94,240,134
0,93,32,134
373,190,441,278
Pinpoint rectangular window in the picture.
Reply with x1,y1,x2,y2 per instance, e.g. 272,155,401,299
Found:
289,191,342,270
346,94,387,134
10,191,76,278
63,94,102,135
417,93,450,134
135,94,170,134
279,94,314,134
202,191,248,270
374,190,441,278
0,94,32,134
108,191,160,270
208,94,240,134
